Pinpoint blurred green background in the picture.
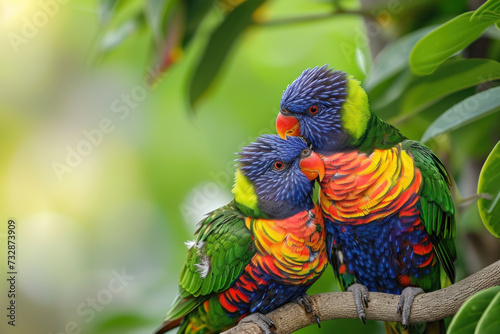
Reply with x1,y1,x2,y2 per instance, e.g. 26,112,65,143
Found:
0,0,499,334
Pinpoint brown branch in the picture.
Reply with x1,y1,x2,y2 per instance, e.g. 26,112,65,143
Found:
222,260,500,334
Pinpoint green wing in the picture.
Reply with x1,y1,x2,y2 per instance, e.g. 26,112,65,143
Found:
164,201,255,320
404,140,456,284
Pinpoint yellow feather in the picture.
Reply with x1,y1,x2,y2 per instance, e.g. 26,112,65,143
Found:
357,157,378,176
369,149,389,182
261,221,285,242
341,78,370,141
232,169,259,211
400,150,416,184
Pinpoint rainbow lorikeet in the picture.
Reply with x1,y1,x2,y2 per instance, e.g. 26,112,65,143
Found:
155,134,327,334
276,66,456,333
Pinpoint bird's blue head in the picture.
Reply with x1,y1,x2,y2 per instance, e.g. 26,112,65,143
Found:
232,134,324,218
277,65,371,154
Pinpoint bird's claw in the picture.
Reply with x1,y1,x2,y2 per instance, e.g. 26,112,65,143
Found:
397,287,424,326
315,314,321,328
294,294,313,313
294,294,321,328
239,313,276,334
347,283,370,325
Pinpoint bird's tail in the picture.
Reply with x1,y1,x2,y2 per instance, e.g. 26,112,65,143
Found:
384,321,409,334
384,320,445,334
154,316,214,334
153,318,183,334
424,320,446,334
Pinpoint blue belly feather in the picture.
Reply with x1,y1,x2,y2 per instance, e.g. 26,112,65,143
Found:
325,213,437,294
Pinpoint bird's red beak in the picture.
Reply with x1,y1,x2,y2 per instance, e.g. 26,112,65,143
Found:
276,113,300,139
300,151,325,181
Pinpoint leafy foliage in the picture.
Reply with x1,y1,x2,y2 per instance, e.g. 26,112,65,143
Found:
476,290,500,333
478,141,500,238
409,11,499,76
471,0,500,21
398,2,500,330
364,26,435,92
421,87,500,143
448,286,500,334
401,59,500,116
95,0,257,91
188,0,266,108
91,0,500,333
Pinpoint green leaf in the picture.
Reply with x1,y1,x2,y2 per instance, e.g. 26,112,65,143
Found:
410,12,498,76
364,26,435,92
99,18,141,53
471,0,500,22
421,86,500,142
99,0,144,29
448,286,500,334
402,59,500,116
97,0,145,41
188,0,266,110
99,0,121,24
476,291,500,334
371,69,413,112
478,141,500,238
183,0,218,47
145,0,178,44
355,47,368,77
92,0,145,60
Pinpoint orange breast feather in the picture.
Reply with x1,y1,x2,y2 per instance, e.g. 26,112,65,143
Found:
246,205,327,284
320,145,422,224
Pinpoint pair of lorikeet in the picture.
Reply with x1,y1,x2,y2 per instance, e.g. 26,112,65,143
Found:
155,66,456,334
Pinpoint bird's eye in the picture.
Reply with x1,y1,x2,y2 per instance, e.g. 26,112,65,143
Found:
274,161,284,170
308,105,319,114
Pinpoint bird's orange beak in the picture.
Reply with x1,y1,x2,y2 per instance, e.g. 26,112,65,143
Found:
300,151,325,181
276,113,300,139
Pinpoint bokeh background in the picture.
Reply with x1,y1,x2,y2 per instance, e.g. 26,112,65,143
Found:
0,0,499,333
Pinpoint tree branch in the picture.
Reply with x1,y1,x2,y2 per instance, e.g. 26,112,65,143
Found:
222,260,500,334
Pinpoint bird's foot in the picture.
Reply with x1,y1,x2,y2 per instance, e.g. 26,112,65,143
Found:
397,287,424,326
347,283,370,325
294,294,313,313
294,294,321,328
238,313,276,334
